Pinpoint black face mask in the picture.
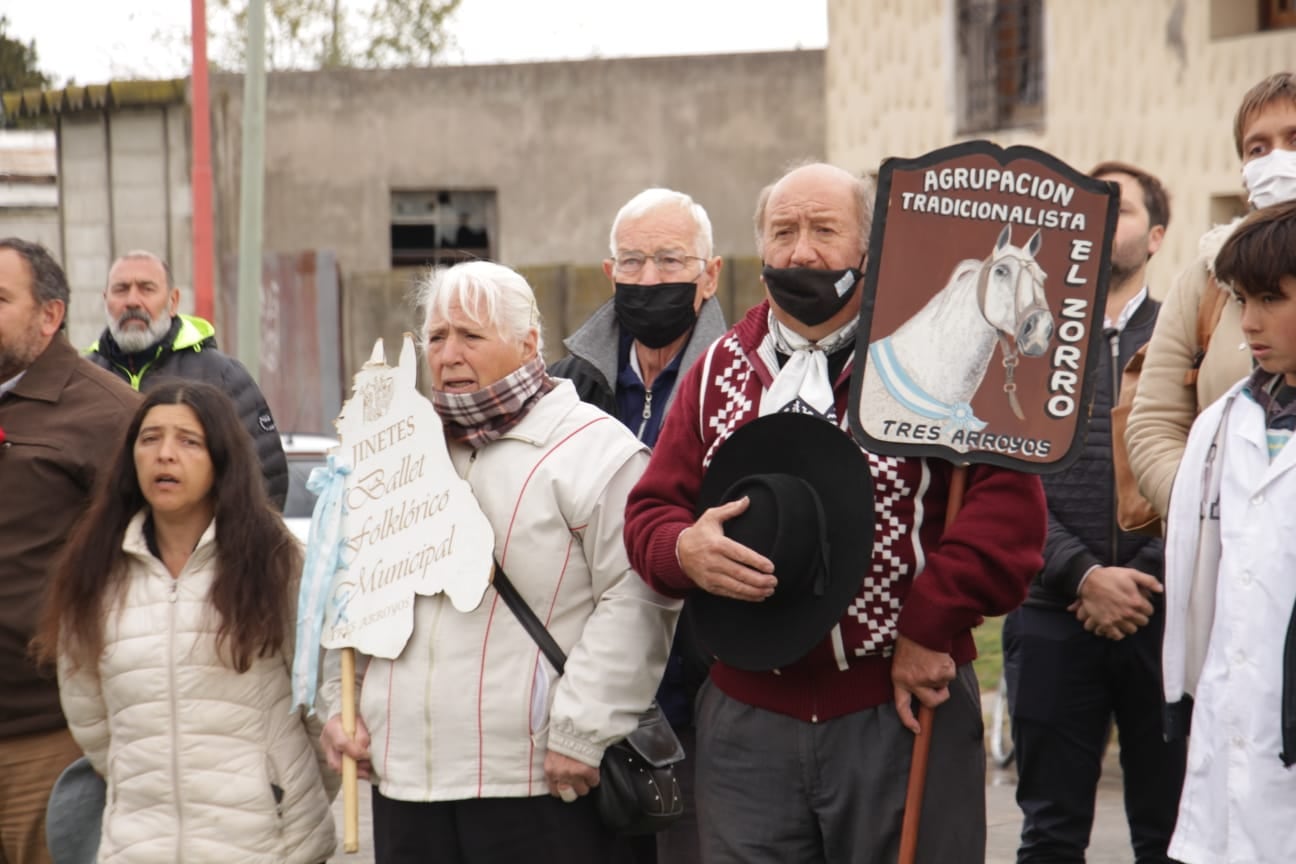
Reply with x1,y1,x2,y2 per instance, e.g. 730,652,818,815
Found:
761,258,865,327
613,281,699,349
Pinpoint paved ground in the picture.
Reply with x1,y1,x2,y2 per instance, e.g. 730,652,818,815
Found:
986,747,1131,864
329,780,376,863
329,731,1134,863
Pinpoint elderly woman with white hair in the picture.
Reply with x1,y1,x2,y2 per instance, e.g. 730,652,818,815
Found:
320,261,681,863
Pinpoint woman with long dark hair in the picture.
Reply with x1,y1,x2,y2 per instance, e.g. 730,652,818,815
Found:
35,380,335,863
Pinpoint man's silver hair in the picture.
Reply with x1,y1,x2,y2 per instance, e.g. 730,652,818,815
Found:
418,260,544,355
608,188,715,259
752,161,875,258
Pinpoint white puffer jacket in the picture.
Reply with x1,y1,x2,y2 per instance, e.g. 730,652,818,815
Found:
58,513,336,864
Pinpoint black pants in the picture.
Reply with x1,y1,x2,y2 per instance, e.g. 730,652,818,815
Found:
1003,605,1186,864
372,785,613,864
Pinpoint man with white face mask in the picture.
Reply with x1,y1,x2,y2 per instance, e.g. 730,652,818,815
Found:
1127,72,1296,520
86,251,288,509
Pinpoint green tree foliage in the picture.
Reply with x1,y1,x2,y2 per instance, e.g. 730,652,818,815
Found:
0,15,50,92
0,15,52,128
211,0,461,70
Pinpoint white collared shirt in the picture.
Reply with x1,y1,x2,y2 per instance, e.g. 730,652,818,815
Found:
1102,285,1149,332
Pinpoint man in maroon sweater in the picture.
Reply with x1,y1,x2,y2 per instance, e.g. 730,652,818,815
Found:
623,163,1047,863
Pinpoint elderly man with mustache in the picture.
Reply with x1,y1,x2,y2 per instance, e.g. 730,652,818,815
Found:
86,250,288,509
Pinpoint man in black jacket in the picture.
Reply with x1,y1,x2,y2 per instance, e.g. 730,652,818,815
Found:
550,188,726,864
86,250,288,510
551,187,727,443
1003,163,1185,863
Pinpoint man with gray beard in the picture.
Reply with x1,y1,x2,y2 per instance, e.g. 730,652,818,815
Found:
86,250,288,509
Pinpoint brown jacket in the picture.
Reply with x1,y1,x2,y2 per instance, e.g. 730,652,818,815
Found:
1126,221,1252,518
0,335,140,739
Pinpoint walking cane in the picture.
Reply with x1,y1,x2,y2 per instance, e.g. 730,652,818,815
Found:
341,646,360,853
898,464,967,864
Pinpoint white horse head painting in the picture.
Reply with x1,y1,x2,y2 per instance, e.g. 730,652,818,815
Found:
859,225,1054,445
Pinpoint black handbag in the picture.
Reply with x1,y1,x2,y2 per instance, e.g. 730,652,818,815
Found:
492,564,685,835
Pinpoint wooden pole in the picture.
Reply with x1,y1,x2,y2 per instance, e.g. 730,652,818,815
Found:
898,464,968,864
341,646,359,853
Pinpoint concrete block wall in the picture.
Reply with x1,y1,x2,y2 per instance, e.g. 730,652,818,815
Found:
209,51,825,280
52,104,193,349
0,209,60,261
57,114,113,345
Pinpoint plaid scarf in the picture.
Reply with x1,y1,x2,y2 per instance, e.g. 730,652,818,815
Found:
431,356,555,450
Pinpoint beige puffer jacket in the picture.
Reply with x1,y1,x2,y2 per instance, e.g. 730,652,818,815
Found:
1126,220,1253,517
59,513,336,864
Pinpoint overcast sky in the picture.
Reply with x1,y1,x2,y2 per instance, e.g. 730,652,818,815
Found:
5,0,828,86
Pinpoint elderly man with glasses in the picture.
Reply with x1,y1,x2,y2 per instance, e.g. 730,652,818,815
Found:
553,187,727,447
551,187,727,864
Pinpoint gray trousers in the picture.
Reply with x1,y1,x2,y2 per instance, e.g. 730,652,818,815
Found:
694,664,986,864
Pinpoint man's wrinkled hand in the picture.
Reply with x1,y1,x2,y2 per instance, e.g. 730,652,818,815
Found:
1070,567,1161,639
891,635,956,735
321,712,373,780
676,498,776,601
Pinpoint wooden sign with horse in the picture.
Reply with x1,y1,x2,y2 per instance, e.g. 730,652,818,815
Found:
849,140,1118,473
848,141,1119,864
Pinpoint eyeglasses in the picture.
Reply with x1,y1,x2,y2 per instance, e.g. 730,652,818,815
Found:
610,252,707,276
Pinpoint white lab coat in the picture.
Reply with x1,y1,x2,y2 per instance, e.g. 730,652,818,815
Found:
1164,381,1296,864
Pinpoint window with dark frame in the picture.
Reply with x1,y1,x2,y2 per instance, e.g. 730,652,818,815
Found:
1262,0,1296,29
390,189,496,268
956,0,1045,135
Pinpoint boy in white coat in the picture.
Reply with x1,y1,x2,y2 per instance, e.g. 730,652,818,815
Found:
1162,199,1296,864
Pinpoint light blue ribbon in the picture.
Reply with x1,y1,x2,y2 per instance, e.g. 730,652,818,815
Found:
291,454,351,714
869,338,987,432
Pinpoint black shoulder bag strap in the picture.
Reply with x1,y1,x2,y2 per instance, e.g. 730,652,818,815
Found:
492,561,686,779
492,562,567,674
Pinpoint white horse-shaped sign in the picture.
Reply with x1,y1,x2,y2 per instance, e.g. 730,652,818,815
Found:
859,225,1054,445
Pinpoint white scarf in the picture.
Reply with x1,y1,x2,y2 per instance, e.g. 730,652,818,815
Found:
760,313,858,418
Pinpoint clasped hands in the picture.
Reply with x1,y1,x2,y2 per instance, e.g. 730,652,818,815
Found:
1068,566,1161,640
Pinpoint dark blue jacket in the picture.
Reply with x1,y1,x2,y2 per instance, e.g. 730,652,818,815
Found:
1027,296,1163,609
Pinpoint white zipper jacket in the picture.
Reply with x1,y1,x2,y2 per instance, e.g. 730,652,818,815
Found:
324,380,680,802
59,513,336,864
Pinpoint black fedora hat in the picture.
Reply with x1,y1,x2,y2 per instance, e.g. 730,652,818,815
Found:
694,412,874,671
